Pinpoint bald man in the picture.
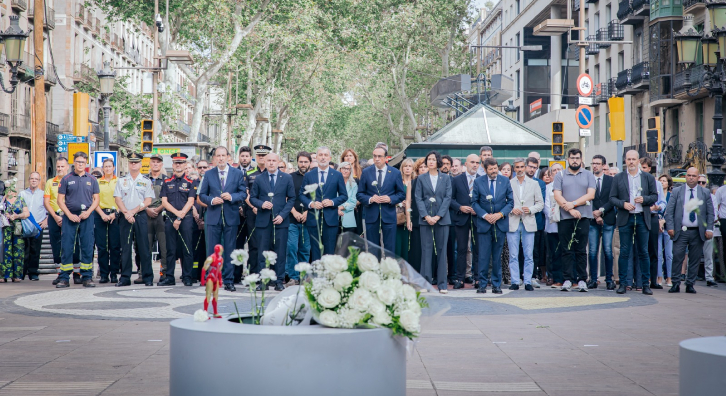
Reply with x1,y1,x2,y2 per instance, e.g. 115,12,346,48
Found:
665,167,714,294
609,150,659,295
450,154,481,288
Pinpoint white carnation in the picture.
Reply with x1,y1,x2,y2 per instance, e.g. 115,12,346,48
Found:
259,268,277,282
333,271,354,291
230,249,249,266
357,252,379,272
303,183,319,194
81,204,87,210
429,197,436,203
294,262,312,273
268,192,274,197
684,198,703,214
358,271,381,291
401,284,417,301
318,310,338,327
376,285,396,306
372,312,392,326
322,255,348,273
486,195,493,200
380,257,401,277
371,181,378,186
399,310,421,333
262,251,277,265
349,288,373,311
242,273,260,286
193,309,210,322
318,288,342,309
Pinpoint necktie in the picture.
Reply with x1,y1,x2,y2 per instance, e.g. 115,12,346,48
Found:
377,170,383,187
270,174,275,190
220,171,226,189
468,176,474,192
596,178,601,194
689,189,696,223
489,179,495,196
320,171,326,184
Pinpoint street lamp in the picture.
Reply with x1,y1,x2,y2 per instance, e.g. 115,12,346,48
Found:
0,16,30,94
96,61,116,150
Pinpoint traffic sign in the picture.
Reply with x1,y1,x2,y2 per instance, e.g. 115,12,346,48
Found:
68,143,89,162
577,73,594,97
578,97,593,105
579,129,591,136
59,134,86,143
575,105,594,129
94,151,118,174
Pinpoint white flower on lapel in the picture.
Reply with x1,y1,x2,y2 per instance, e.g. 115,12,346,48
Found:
682,226,687,232
486,195,493,200
429,197,436,203
684,198,703,214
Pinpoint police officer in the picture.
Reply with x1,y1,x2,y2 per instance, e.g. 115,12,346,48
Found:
94,158,121,283
237,145,270,282
56,152,100,288
159,153,197,286
146,153,167,283
114,152,156,287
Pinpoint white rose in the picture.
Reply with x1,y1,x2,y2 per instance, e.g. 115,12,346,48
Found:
358,271,381,291
372,312,392,326
262,251,277,265
268,192,274,197
349,288,373,311
340,308,362,327
259,268,277,282
383,279,403,293
684,198,703,214
429,197,436,203
380,257,401,278
407,300,422,315
318,310,338,327
322,255,348,273
368,298,387,317
376,285,396,306
81,204,87,210
318,288,342,309
333,272,354,291
295,262,312,273
401,284,417,301
371,181,378,186
193,309,209,322
357,252,379,272
399,310,421,333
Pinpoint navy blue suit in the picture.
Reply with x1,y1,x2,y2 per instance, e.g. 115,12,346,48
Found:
198,166,247,285
450,173,479,282
250,170,296,282
472,175,514,289
356,165,406,253
299,167,348,261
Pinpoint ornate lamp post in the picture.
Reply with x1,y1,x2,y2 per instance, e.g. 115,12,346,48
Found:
0,16,30,94
96,61,116,150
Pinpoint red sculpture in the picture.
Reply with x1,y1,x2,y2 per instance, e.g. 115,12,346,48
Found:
202,244,224,318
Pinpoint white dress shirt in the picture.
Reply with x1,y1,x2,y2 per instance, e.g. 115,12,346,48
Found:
318,166,330,185
20,187,46,222
373,165,387,186
681,185,700,228
429,173,438,191
627,170,643,213
218,164,230,187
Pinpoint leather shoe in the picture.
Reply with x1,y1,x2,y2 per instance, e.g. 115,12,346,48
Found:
29,275,39,281
145,281,153,286
686,284,696,294
133,277,145,284
616,284,627,294
110,275,118,283
474,281,480,289
224,284,236,292
453,280,464,289
650,283,664,289
99,277,110,284
492,287,502,294
508,284,519,290
82,280,96,288
56,280,69,288
183,281,193,287
669,284,680,293
524,284,534,291
52,276,61,285
476,287,487,293
642,286,653,295
116,279,131,287
606,281,615,290
587,281,598,289
464,276,474,284
157,278,176,286
707,280,718,287
274,283,285,291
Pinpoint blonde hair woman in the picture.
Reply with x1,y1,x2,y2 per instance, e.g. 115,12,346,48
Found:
396,158,415,261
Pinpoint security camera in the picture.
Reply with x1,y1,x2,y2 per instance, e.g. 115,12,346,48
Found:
155,14,162,28
158,22,164,33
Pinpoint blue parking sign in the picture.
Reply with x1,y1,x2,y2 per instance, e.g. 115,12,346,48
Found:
93,151,118,174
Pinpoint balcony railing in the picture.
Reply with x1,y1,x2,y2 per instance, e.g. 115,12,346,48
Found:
616,69,631,91
608,21,624,41
178,120,191,135
10,114,31,137
683,0,705,11
609,77,618,97
617,0,631,19
674,65,708,94
198,133,210,143
597,28,611,48
45,65,57,85
0,112,9,136
75,4,85,23
586,35,599,55
46,121,59,141
11,0,27,12
630,61,650,86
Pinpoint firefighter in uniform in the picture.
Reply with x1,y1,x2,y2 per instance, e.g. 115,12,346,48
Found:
146,153,167,283
236,145,270,283
44,157,79,285
115,152,156,287
159,153,197,286
94,158,121,283
56,152,100,288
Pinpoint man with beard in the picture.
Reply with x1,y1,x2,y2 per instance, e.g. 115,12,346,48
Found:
286,151,312,285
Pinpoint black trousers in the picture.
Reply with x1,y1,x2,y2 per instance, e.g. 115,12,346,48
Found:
409,226,422,273
454,221,478,282
256,225,288,285
447,225,456,280
558,218,590,283
94,210,121,278
192,226,206,281
119,212,153,283
165,216,194,282
48,217,62,265
23,235,42,277
234,212,249,282
546,232,563,284
647,216,659,285
533,229,546,278
239,210,258,281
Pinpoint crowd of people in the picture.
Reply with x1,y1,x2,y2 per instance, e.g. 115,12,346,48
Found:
1,143,725,295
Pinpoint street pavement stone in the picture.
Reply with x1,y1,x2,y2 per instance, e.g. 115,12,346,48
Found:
0,274,723,395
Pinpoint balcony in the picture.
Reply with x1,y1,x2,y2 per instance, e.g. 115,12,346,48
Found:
92,18,101,36
615,69,632,94
198,133,210,143
45,64,57,86
46,121,59,143
73,64,96,84
11,0,27,12
178,120,191,136
608,21,624,41
632,0,650,15
597,28,610,48
74,4,85,24
17,51,34,80
683,0,705,14
596,81,611,102
10,114,30,138
28,4,55,30
84,10,92,29
111,34,120,51
674,65,709,99
0,113,9,136
618,0,649,24
630,61,650,89
586,35,599,55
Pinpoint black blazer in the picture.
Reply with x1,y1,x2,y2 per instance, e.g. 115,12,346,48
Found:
450,173,477,226
609,171,658,229
410,178,420,227
592,174,616,225
250,171,296,228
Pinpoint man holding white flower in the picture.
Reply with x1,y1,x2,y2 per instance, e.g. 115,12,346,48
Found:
665,167,714,294
450,154,480,289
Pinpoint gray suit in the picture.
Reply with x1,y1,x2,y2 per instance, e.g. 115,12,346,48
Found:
665,184,714,286
414,172,452,290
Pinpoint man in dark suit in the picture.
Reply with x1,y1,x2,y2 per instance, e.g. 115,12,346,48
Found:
250,153,296,291
588,154,616,290
472,157,513,294
450,154,480,289
299,147,348,261
357,146,406,253
640,157,667,290
609,150,658,295
198,146,248,292
666,167,714,294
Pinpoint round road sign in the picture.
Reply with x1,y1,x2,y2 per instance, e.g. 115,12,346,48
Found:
575,105,594,129
577,73,594,97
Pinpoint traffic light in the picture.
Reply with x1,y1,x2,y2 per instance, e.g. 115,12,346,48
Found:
608,97,625,141
646,116,661,153
552,122,564,156
73,92,90,137
141,119,153,153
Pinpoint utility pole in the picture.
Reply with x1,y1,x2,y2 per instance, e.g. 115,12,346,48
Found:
33,0,46,181
578,0,586,153
152,0,159,143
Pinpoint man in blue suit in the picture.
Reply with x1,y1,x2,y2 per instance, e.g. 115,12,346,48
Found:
472,157,513,294
299,147,348,261
250,153,296,291
356,146,406,253
198,146,248,292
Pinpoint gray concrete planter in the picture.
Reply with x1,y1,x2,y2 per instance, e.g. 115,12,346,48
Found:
679,336,726,395
169,315,407,396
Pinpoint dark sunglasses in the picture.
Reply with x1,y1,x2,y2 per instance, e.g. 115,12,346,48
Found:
698,181,707,185
197,166,208,169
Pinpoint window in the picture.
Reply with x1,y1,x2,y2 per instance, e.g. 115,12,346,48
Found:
618,52,624,72
585,20,589,35
606,114,611,142
606,59,611,80
516,0,520,14
594,65,600,84
606,5,611,23
516,70,520,98
672,109,679,144
637,106,643,143
516,33,520,62
594,116,600,145
594,13,600,31
696,102,704,141
634,30,643,63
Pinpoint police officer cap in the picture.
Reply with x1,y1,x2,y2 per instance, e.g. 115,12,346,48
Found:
253,145,272,156
149,153,164,161
128,152,144,163
172,152,189,163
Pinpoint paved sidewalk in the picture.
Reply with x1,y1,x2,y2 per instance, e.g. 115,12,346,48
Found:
0,275,724,395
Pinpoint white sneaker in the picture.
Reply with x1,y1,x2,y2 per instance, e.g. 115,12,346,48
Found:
531,279,541,288
578,280,588,292
561,280,572,291
439,289,448,294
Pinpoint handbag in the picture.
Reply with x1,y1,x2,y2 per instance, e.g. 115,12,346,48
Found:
549,191,561,223
21,213,41,238
396,203,407,225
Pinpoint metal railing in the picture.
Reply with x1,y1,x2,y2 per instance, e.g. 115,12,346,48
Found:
683,0,705,9
630,61,650,85
674,65,708,93
632,0,650,10
80,64,96,83
75,4,85,23
597,28,611,48
46,121,59,140
608,20,624,41
45,65,58,84
586,35,599,55
597,82,610,102
198,133,210,143
178,120,191,135
616,69,631,90
617,0,631,19
11,0,27,11
609,77,618,96
0,112,9,135
10,114,30,137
